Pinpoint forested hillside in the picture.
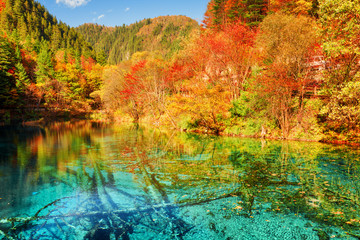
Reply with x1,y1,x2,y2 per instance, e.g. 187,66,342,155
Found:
76,16,199,64
0,0,101,118
0,0,94,56
0,0,198,122
100,0,360,143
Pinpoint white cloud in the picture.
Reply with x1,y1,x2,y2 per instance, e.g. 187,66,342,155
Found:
92,14,105,22
56,0,90,8
125,7,130,12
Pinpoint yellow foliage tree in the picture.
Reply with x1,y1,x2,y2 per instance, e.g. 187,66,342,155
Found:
167,80,231,134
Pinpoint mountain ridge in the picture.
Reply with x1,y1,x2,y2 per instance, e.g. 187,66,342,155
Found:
76,15,199,64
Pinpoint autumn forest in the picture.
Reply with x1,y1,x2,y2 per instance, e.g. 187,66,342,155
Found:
1,0,360,143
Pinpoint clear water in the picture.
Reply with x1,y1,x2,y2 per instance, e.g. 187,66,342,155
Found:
0,121,359,239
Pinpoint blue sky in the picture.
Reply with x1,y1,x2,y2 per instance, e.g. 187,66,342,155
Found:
39,0,209,27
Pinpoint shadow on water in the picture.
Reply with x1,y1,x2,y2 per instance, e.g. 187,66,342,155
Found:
0,125,45,164
0,121,359,239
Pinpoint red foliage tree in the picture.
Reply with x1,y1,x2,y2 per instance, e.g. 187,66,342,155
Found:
81,56,96,72
120,60,147,122
0,0,5,13
187,21,257,99
163,62,189,93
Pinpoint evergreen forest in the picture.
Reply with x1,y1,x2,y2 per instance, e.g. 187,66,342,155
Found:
1,0,360,144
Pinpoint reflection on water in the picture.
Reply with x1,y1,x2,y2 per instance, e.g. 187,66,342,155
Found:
0,121,359,239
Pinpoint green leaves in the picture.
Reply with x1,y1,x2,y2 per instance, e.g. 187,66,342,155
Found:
321,80,360,131
320,0,360,56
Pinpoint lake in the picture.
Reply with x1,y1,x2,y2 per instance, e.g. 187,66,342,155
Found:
0,121,359,239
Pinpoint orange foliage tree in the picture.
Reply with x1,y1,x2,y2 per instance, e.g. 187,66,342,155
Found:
181,21,257,100
103,52,177,123
164,20,257,133
256,13,319,137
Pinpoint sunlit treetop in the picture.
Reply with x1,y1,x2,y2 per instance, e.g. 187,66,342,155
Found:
203,0,319,29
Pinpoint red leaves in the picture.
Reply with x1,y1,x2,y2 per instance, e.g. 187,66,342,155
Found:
81,56,96,71
223,21,256,46
68,55,75,65
124,60,147,86
120,60,147,101
130,60,147,73
259,63,298,95
7,68,15,75
191,21,256,97
0,0,5,14
164,62,185,84
202,21,255,59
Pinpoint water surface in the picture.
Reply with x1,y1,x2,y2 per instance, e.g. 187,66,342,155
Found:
0,121,359,239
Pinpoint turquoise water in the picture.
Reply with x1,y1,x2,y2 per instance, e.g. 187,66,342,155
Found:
0,121,359,239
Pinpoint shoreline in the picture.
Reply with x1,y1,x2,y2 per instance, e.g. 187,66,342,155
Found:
1,117,359,147
222,132,360,147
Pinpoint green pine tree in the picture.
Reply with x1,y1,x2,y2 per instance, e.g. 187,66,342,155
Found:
51,25,61,50
15,61,29,91
96,50,107,66
35,40,54,84
0,36,17,107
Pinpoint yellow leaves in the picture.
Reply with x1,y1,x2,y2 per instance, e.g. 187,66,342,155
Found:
293,0,313,15
166,81,232,132
233,206,243,210
346,219,360,225
331,211,344,215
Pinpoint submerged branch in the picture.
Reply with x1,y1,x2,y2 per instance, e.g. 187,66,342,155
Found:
0,190,243,226
346,231,360,239
0,229,15,240
35,196,74,218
